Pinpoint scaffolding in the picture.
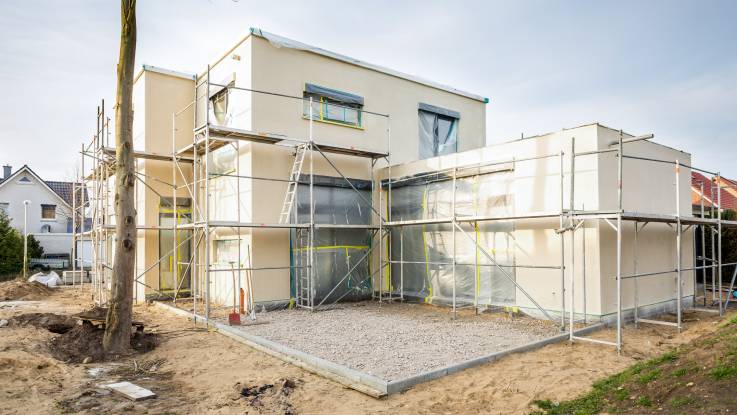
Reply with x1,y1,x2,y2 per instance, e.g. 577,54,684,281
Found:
381,130,737,352
75,75,737,354
169,65,391,323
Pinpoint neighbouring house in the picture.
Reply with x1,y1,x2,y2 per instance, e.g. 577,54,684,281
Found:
0,165,88,259
691,171,737,213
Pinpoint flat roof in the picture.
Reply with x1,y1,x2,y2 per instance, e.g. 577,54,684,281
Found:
133,64,196,84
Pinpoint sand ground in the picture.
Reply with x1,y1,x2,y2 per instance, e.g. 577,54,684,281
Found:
0,285,730,414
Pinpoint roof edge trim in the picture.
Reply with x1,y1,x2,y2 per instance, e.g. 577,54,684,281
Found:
141,64,196,81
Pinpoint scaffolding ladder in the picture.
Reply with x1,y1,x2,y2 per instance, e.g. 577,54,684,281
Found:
295,227,312,308
279,144,307,224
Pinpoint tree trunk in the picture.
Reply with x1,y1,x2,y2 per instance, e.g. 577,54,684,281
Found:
103,0,137,354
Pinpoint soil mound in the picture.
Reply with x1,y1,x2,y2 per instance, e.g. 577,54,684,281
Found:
234,378,299,414
49,323,158,363
11,313,77,334
0,280,54,301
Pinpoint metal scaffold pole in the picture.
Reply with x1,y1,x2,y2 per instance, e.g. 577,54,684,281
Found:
204,64,211,326
616,130,623,353
309,96,315,310
717,172,723,315
559,148,566,330
568,137,576,340
451,166,457,317
675,160,682,332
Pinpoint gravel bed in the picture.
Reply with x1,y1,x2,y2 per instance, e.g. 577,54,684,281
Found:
232,302,560,380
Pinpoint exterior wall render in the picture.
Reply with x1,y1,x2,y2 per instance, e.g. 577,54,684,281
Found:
377,124,694,320
595,125,695,317
132,70,195,301
249,35,485,165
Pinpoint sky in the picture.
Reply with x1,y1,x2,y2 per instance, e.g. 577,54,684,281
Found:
1,0,736,180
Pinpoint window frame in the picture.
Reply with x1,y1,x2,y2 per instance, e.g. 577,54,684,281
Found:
41,204,56,220
302,84,364,129
418,103,461,159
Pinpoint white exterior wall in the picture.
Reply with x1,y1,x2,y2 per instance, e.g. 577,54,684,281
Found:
595,126,695,317
0,168,73,256
377,124,694,320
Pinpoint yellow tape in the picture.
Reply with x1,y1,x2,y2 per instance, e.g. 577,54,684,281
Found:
384,193,391,292
293,245,369,252
422,186,433,303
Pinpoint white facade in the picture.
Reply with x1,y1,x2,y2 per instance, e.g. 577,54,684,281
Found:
0,165,74,256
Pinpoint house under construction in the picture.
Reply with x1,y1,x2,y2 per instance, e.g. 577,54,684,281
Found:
74,28,737,361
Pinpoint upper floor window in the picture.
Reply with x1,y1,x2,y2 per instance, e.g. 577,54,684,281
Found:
303,83,364,128
41,204,56,220
418,103,460,159
210,85,231,125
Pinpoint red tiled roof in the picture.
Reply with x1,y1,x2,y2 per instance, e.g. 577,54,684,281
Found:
692,171,737,212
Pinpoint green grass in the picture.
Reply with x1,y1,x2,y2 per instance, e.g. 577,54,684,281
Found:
636,396,652,407
530,317,737,415
710,361,737,379
669,396,696,408
636,369,661,384
613,387,629,401
672,367,689,377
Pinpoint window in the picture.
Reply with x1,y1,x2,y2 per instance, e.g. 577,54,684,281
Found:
0,202,8,216
18,176,32,184
418,103,460,159
303,83,363,128
41,204,56,220
211,88,229,125
208,145,237,175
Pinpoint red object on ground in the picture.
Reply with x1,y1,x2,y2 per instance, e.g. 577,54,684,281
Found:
228,312,241,326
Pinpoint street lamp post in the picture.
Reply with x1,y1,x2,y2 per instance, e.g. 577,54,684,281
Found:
23,200,30,279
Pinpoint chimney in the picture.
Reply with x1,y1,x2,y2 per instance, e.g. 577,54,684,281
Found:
2,165,10,180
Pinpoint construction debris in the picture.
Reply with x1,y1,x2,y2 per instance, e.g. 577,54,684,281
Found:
235,378,299,414
103,381,156,401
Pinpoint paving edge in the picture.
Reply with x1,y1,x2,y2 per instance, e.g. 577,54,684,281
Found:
153,301,388,397
153,301,605,398
386,323,606,394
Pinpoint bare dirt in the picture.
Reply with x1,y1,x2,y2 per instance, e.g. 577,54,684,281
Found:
48,322,158,363
9,312,77,333
0,280,54,301
1,286,734,414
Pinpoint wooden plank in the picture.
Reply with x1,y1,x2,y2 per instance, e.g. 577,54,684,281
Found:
103,381,156,401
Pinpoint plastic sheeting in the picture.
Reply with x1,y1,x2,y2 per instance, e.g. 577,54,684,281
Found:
292,183,372,304
389,171,516,306
419,109,458,160
29,271,61,287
